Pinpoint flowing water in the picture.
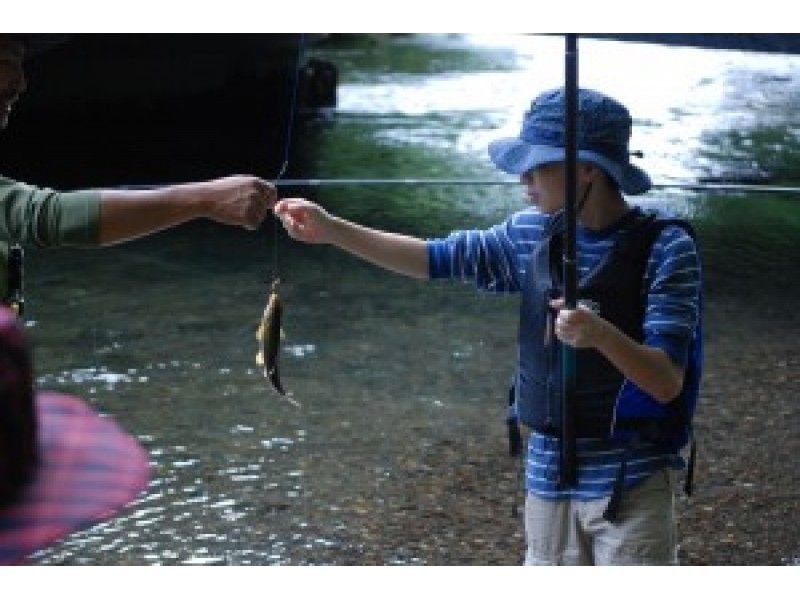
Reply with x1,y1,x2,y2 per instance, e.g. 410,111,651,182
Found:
25,34,800,564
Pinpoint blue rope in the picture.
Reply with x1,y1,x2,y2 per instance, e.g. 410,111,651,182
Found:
275,33,306,181
271,33,306,278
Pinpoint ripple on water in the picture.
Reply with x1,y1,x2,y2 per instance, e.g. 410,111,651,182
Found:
36,366,133,388
181,555,226,565
284,343,316,358
261,437,295,450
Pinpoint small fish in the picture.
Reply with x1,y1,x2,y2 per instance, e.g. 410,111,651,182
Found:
255,280,300,408
256,279,287,394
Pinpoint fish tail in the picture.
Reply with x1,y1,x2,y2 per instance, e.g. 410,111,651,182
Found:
269,364,286,395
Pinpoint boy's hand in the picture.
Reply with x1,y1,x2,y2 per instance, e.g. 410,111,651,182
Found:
549,297,611,349
273,198,333,244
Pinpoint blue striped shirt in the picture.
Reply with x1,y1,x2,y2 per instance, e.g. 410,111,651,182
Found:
427,206,701,499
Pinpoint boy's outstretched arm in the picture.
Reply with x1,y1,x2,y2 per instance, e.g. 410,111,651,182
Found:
274,198,429,280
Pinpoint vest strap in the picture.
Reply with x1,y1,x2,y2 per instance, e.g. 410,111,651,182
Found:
507,384,522,458
602,449,628,522
684,431,696,496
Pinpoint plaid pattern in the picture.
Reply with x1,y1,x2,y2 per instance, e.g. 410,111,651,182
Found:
0,307,38,507
0,392,150,564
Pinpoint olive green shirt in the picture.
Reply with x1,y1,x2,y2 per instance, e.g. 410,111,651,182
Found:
1,176,101,299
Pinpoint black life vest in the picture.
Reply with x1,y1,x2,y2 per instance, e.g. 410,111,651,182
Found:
513,207,702,450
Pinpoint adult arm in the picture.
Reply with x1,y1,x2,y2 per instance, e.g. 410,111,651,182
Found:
1,175,276,247
98,175,276,245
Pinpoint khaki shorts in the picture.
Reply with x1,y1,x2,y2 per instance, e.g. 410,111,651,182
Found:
524,469,678,565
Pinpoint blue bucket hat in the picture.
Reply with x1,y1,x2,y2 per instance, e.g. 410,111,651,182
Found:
488,88,651,195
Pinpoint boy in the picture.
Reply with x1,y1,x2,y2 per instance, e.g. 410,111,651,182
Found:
275,88,701,565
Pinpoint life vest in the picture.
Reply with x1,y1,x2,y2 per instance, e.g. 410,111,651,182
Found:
512,207,702,455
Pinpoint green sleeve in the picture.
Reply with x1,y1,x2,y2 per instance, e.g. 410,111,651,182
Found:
1,176,101,247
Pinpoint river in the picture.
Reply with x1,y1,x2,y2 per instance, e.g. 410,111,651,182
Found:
26,34,799,565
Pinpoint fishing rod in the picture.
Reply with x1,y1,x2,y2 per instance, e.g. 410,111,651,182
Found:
560,33,579,488
264,178,800,195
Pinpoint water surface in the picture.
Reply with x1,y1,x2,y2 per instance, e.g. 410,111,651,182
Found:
27,34,800,565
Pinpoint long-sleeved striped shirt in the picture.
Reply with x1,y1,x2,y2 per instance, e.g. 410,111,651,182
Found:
427,205,701,499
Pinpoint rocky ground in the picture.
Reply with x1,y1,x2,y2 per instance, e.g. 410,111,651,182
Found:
295,296,800,566
29,294,798,566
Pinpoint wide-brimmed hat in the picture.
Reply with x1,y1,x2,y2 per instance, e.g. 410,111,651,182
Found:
488,87,652,195
0,308,149,565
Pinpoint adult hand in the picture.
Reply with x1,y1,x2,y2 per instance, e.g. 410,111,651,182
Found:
200,175,277,230
549,297,611,349
273,198,334,244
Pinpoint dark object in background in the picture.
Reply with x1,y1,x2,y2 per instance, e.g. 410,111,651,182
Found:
297,58,337,116
5,34,70,57
583,33,800,54
0,34,303,189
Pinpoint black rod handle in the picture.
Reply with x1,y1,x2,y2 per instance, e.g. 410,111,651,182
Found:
560,33,579,487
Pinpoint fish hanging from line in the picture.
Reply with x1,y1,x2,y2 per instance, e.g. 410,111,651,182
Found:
256,279,299,407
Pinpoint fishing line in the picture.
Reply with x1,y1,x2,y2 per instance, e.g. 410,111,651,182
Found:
271,33,306,282
119,179,800,196
268,32,314,562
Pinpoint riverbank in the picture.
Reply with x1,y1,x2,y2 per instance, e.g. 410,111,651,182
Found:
20,34,799,566
291,292,799,565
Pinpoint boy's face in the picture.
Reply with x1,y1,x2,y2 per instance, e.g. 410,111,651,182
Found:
521,162,566,214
